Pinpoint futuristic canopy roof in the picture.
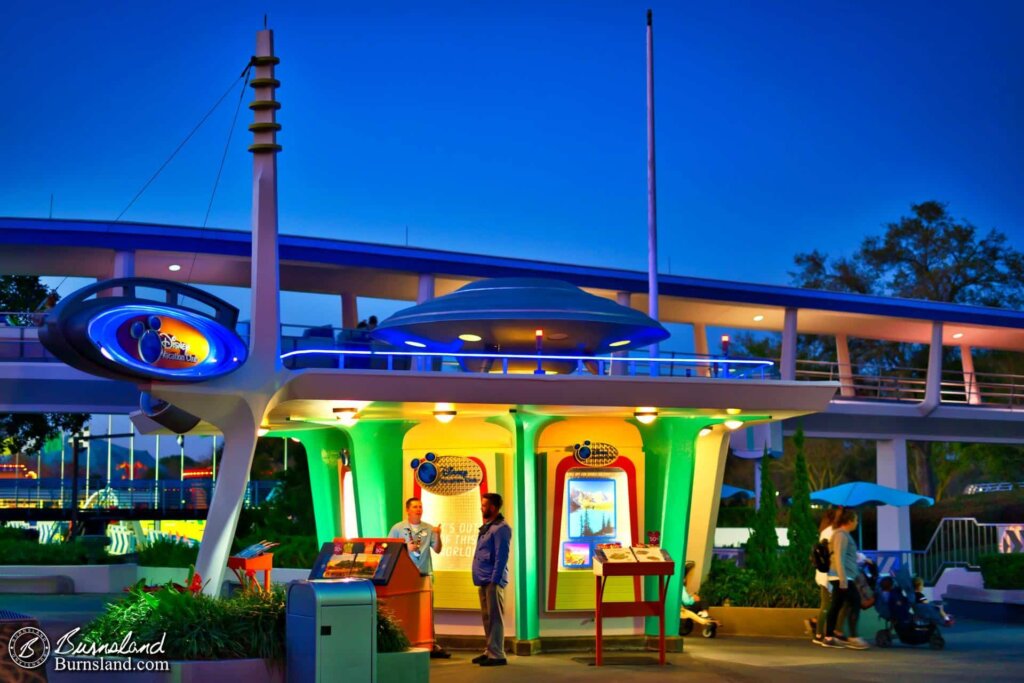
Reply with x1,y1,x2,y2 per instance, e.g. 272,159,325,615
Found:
370,277,670,355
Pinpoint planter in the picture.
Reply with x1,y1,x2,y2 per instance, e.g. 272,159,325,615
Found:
942,584,1024,623
0,564,136,593
53,657,283,683
378,648,430,683
705,604,885,639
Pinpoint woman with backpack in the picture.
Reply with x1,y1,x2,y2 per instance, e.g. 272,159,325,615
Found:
809,508,838,646
822,509,869,649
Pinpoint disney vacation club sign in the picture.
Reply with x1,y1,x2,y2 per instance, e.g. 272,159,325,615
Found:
410,453,483,496
40,277,247,382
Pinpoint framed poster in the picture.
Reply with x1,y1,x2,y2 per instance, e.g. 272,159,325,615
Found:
567,477,616,540
562,541,593,569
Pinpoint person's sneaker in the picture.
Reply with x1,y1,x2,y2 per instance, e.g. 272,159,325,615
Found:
471,654,488,664
819,637,844,649
697,610,710,619
430,645,452,659
479,658,508,666
811,635,825,646
845,637,869,650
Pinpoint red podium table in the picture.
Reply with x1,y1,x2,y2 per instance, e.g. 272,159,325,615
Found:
592,547,675,666
228,552,273,592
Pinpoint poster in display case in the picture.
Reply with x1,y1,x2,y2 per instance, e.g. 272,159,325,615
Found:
561,541,593,569
567,477,616,539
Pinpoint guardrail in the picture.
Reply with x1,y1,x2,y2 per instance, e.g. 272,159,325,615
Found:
915,517,1002,586
792,358,1024,408
0,478,279,511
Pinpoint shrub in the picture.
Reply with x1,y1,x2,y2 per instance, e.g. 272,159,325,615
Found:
699,556,819,608
0,530,116,565
377,604,411,653
137,538,199,568
979,553,1024,590
80,581,286,661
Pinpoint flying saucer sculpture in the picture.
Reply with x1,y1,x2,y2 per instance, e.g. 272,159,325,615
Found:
370,277,669,373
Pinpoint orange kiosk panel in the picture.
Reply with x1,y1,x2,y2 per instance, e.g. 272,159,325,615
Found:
309,538,432,650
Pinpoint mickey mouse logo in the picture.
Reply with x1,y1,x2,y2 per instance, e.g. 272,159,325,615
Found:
573,440,618,466
130,316,163,365
410,452,439,486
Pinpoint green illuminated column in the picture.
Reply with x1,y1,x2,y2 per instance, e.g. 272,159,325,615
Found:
637,417,699,638
347,420,417,537
490,411,561,651
273,428,349,546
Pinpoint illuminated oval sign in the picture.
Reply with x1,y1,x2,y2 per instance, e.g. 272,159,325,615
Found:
40,277,247,383
572,441,619,467
411,453,483,496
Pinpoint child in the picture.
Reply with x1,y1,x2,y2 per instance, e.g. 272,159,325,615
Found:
682,585,709,618
912,576,954,626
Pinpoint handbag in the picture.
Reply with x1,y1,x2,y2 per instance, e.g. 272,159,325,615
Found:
854,573,875,608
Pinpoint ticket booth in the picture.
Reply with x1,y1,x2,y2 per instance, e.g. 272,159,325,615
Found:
310,537,432,649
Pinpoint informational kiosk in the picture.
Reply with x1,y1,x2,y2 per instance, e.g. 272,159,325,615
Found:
592,545,675,666
311,538,433,649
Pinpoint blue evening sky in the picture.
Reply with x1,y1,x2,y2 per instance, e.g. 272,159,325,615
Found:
4,0,1023,288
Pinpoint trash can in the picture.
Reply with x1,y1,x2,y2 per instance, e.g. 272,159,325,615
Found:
286,579,377,683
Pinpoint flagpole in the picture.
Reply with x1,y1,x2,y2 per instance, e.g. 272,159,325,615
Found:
646,9,660,361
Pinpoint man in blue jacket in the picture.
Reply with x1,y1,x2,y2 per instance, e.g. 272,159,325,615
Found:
471,492,512,666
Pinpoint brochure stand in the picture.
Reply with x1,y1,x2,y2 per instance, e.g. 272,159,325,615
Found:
309,537,433,650
592,546,675,666
228,552,274,592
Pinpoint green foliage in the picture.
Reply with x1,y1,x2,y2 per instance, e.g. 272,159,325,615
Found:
744,447,779,574
376,604,411,653
979,553,1024,590
234,442,319,568
784,426,817,578
137,538,199,568
0,527,113,565
698,557,819,608
80,582,287,660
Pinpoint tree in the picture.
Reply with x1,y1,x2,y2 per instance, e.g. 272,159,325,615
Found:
0,276,88,455
788,202,1024,496
745,446,780,575
785,426,818,577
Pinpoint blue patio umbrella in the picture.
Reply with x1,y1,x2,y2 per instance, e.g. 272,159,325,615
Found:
811,481,933,548
721,484,755,501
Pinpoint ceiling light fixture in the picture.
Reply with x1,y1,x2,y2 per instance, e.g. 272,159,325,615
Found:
168,264,181,272
433,402,457,424
952,332,964,340
698,427,713,438
458,333,482,342
333,406,360,426
257,427,270,437
609,339,631,347
634,407,658,425
726,408,741,415
404,340,427,348
723,419,744,431
752,315,764,322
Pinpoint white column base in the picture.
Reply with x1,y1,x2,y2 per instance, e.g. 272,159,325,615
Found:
876,438,912,551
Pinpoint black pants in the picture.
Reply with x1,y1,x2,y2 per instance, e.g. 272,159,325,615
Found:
825,580,860,638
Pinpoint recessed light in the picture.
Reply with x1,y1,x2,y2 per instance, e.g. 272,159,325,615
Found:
726,408,741,415
609,340,631,347
458,334,482,342
753,315,764,322
404,340,427,348
168,264,181,272
433,403,457,423
698,427,713,438
723,419,744,431
952,332,964,340
634,407,658,424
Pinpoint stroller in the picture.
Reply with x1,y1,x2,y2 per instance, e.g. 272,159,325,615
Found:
874,566,947,650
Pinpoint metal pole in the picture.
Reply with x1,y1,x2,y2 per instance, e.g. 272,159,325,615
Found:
646,8,660,359
70,436,80,536
154,435,160,510
36,450,41,506
106,414,113,484
85,438,91,500
179,435,185,507
283,437,288,473
60,430,66,507
212,434,218,482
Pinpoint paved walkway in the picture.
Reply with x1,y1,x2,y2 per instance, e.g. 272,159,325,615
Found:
433,620,1024,683
6,595,1022,682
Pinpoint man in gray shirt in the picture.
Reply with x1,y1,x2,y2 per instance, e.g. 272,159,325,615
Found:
389,497,451,658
